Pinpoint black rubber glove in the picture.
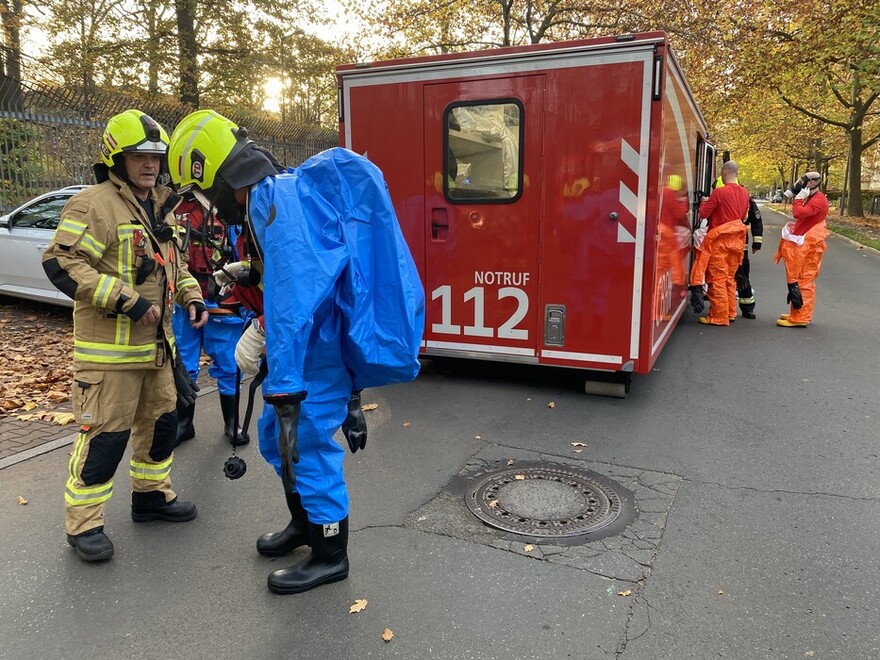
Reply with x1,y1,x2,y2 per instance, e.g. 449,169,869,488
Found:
190,300,207,320
786,282,803,309
751,241,762,253
342,390,368,453
265,392,306,497
173,352,199,408
689,285,705,314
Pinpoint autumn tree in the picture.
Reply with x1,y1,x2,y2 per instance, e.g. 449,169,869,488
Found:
711,0,880,214
268,29,352,127
773,0,880,215
342,0,666,59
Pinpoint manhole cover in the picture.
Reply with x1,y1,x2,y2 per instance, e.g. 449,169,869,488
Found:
465,462,633,540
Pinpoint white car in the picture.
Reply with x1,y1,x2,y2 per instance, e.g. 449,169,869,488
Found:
0,186,90,307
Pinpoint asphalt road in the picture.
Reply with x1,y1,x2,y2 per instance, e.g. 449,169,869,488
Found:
1,204,878,659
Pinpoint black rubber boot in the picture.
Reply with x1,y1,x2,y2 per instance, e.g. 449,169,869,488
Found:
67,526,114,562
174,400,196,447
131,491,198,523
267,518,349,595
257,490,310,557
219,394,249,446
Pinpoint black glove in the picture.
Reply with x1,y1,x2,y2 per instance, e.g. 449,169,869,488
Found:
265,393,306,495
689,285,705,314
789,175,809,197
342,390,368,453
786,282,803,309
190,300,207,321
751,241,762,253
172,353,199,408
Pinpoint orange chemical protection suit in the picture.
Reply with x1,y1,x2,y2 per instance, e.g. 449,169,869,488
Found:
773,190,829,324
689,183,751,325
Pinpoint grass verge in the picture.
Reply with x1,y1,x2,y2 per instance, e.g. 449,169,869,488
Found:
826,223,880,252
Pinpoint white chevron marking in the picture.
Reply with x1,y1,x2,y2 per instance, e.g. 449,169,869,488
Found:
620,138,640,174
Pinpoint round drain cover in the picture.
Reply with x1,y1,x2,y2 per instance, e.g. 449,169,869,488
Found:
465,462,633,541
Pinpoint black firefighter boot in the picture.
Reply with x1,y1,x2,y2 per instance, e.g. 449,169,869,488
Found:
67,526,114,562
219,394,249,446
174,400,196,447
131,490,198,523
267,518,349,595
257,490,310,557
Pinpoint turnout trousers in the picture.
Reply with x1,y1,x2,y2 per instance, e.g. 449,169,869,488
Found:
64,366,178,536
734,249,756,316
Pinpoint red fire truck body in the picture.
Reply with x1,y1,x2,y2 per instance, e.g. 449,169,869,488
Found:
337,32,715,393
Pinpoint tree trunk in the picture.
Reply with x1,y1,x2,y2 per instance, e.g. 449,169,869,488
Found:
0,0,25,110
175,0,199,107
845,126,863,216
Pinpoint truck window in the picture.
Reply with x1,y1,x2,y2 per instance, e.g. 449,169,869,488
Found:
445,101,522,202
694,138,716,201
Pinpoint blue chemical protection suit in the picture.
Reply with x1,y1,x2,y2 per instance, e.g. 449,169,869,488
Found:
248,148,424,524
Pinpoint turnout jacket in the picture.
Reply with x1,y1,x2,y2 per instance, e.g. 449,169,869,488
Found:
42,172,202,369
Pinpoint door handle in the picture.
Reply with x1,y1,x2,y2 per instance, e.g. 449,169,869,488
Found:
431,207,449,240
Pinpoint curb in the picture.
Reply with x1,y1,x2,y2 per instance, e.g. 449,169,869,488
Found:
0,432,78,471
827,229,880,256
0,383,220,471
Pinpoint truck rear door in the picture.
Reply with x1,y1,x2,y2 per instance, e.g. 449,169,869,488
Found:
423,76,544,361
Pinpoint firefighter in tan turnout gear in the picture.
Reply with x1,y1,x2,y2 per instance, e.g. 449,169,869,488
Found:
42,109,208,562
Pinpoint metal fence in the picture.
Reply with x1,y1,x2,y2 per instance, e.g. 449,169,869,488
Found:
0,67,339,212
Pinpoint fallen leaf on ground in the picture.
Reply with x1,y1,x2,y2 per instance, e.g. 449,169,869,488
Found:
523,544,533,552
718,590,724,595
361,403,379,412
349,599,368,614
618,589,632,597
18,495,28,505
506,459,515,465
488,500,499,508
514,474,526,480
402,421,410,427
474,435,481,440
382,629,394,642
16,411,46,422
50,412,76,425
570,442,588,448
0,312,74,417
547,401,556,408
